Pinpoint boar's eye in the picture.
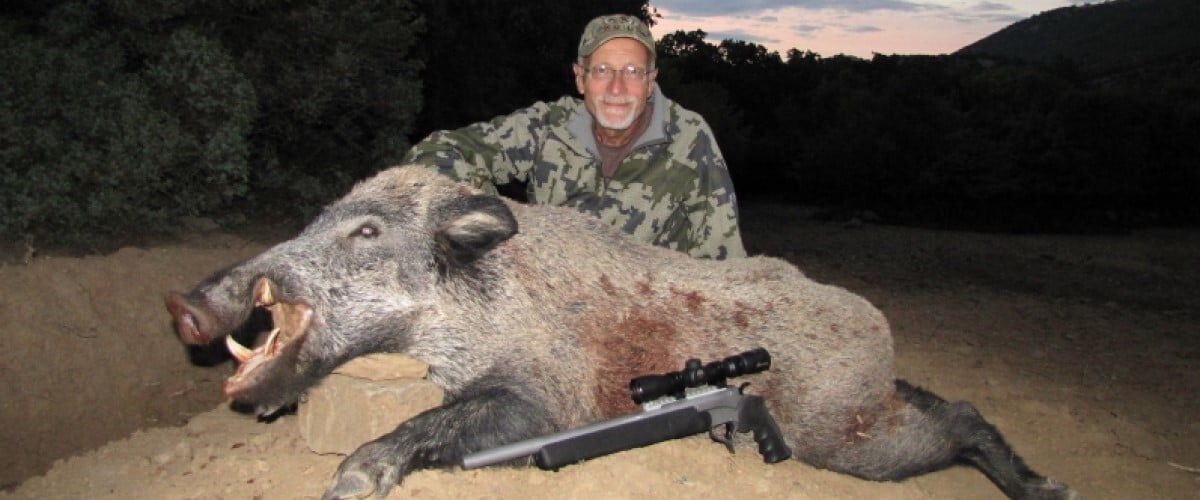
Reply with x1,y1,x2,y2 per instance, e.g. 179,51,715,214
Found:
351,223,380,239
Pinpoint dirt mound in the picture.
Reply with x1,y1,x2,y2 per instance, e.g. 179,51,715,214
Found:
2,206,1198,498
0,230,267,489
0,405,971,500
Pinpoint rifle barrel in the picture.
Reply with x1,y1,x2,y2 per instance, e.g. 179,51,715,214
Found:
461,387,738,469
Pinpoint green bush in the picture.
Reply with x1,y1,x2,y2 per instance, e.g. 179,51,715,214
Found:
143,29,257,210
1,0,425,244
0,7,255,244
221,0,423,208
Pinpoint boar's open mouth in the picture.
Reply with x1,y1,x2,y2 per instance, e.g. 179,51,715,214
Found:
223,277,313,398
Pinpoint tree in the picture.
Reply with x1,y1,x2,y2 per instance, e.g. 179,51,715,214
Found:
0,0,426,243
1,2,256,243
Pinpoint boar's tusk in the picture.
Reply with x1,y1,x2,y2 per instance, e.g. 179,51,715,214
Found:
263,327,282,356
253,277,276,307
226,335,255,363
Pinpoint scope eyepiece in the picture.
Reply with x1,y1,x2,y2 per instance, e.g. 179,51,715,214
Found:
629,348,772,404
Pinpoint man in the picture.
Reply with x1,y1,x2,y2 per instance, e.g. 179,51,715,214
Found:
403,14,745,259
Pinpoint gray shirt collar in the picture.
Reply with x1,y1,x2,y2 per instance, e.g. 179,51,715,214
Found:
567,84,668,158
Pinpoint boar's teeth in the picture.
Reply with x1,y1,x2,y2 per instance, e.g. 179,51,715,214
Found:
264,327,282,355
226,335,254,363
253,277,276,307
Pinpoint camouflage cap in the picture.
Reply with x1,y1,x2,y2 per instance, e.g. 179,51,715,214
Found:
578,14,656,64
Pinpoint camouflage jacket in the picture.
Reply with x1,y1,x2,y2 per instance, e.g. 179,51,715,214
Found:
402,86,746,259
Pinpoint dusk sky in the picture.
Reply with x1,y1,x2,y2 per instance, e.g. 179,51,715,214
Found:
647,0,1097,58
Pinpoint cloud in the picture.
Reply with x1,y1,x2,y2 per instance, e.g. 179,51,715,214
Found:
651,0,935,17
707,29,783,45
970,2,1013,12
937,1,1032,25
759,16,779,22
984,13,1025,24
788,24,824,39
843,25,883,33
941,9,1026,25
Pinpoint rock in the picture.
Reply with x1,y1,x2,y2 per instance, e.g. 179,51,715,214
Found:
332,353,428,380
297,374,444,455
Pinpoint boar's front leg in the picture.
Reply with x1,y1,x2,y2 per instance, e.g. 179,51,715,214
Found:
322,379,553,500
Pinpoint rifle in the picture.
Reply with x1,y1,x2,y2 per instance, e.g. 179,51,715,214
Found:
461,347,792,470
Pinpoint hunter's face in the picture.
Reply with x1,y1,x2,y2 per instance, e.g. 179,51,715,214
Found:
574,38,657,132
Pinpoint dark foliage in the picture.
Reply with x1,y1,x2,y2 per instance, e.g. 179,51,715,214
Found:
2,0,422,244
959,0,1200,77
655,28,1200,231
3,0,1196,245
1,2,256,243
190,0,423,206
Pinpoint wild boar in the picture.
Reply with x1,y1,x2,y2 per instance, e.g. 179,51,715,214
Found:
165,166,1077,499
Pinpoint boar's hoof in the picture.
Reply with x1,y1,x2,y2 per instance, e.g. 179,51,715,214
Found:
323,440,404,500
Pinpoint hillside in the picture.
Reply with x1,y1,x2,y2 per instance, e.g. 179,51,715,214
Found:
957,0,1200,76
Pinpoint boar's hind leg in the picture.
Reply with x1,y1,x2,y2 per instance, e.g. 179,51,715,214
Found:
824,380,1077,500
322,380,553,500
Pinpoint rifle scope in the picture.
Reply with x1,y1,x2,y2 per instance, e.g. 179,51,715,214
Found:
628,347,771,404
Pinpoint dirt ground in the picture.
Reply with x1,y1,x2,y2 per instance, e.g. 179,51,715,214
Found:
2,203,1198,499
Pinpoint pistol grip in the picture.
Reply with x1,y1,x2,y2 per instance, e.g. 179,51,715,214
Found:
737,395,792,463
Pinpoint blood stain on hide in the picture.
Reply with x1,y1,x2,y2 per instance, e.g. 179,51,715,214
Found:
587,312,679,418
843,390,908,443
881,389,908,431
598,274,617,296
670,286,706,313
635,272,655,296
843,409,877,444
733,311,750,329
731,300,766,330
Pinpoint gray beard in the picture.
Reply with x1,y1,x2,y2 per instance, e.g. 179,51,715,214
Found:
592,96,639,130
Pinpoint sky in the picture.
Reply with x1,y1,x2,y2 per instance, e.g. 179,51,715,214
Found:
647,0,1098,58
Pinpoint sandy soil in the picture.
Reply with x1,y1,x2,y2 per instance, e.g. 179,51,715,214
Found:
2,203,1198,499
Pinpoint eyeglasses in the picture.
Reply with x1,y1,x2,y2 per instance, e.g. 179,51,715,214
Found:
584,63,653,82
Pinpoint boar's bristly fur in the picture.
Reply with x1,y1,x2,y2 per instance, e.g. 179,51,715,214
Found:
166,166,1077,500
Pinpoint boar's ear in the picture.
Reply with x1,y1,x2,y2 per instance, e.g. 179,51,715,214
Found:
433,194,518,265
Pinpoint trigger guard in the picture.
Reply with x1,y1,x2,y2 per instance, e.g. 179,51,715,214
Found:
709,423,736,453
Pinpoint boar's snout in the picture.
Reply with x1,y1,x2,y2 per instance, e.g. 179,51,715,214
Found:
165,292,217,345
